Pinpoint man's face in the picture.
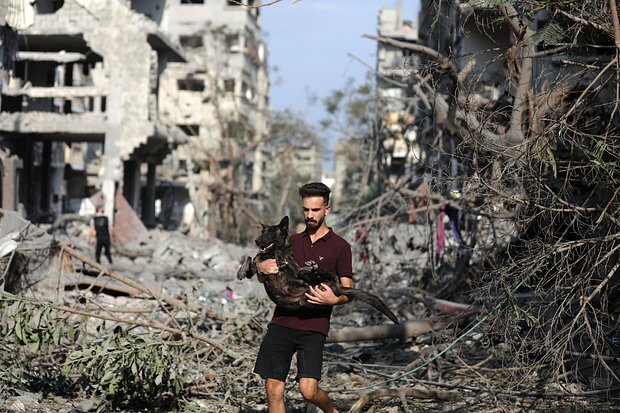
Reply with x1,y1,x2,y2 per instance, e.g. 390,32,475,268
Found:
303,196,330,231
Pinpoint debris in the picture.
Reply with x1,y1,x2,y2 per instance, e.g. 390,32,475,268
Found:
327,319,446,343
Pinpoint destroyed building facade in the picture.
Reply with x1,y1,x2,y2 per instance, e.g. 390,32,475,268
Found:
0,0,186,230
375,2,421,181
0,0,277,235
157,0,271,202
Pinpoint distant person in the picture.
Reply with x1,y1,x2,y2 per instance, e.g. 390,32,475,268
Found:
88,206,113,265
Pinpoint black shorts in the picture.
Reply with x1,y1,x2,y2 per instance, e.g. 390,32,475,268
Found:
254,324,326,382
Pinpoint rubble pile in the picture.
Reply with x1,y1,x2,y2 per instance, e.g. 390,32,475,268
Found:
0,210,615,412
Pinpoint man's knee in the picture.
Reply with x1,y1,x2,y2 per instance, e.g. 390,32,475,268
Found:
265,378,285,402
298,378,319,401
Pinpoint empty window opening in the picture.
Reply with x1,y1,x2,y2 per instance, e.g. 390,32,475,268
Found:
224,79,235,93
178,125,200,136
180,35,203,48
178,77,205,92
225,33,240,52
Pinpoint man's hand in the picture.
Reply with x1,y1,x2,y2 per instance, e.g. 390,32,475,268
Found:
256,259,279,275
305,283,339,306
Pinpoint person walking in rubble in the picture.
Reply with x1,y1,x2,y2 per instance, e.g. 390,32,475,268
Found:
88,206,113,265
254,182,352,413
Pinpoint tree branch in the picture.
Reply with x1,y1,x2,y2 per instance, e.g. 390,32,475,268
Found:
362,34,460,85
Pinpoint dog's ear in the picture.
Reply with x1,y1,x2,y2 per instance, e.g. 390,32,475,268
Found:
279,216,289,231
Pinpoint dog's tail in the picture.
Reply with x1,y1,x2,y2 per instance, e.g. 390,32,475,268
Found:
342,288,399,324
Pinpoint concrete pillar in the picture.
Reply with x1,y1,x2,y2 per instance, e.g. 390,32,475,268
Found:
1,156,22,211
252,143,263,192
142,162,156,228
102,178,115,225
123,159,141,211
41,141,52,213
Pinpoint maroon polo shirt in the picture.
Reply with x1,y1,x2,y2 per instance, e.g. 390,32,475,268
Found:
269,228,353,335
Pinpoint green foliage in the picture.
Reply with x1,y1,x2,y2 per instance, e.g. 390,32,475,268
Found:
582,138,620,185
530,21,564,46
0,292,83,351
261,109,323,224
321,77,379,211
0,293,187,411
65,330,186,410
324,90,345,115
468,0,516,7
322,77,376,138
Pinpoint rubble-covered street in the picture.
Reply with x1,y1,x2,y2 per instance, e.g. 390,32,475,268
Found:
0,208,617,412
0,0,619,412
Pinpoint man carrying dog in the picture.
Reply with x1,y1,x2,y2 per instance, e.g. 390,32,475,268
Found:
254,182,352,413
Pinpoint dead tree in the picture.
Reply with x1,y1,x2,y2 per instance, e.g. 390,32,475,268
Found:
358,0,620,394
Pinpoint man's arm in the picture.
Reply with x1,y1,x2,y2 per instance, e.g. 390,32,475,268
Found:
87,219,95,245
256,259,279,275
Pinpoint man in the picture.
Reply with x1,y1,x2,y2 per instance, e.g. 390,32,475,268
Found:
88,206,113,265
254,182,352,413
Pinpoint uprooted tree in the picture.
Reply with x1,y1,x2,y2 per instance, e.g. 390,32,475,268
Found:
334,0,620,395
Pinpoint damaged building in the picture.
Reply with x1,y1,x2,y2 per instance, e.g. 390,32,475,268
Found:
156,0,271,231
0,0,187,235
375,2,421,181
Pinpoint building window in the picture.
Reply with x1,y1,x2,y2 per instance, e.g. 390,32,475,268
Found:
224,79,235,93
181,0,204,4
225,34,240,53
178,77,205,92
178,125,200,136
241,81,254,102
180,35,203,48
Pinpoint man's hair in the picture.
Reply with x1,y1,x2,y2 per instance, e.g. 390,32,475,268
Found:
299,182,331,204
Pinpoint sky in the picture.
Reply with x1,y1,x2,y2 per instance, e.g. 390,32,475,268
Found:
260,0,420,172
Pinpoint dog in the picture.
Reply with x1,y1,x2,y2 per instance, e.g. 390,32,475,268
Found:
237,216,399,324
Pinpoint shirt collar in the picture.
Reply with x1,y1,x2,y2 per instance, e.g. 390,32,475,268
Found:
301,228,333,242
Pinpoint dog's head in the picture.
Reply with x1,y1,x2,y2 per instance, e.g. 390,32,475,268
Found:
255,216,290,256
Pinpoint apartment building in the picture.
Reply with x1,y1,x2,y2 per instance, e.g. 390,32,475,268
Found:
158,0,270,193
376,2,421,180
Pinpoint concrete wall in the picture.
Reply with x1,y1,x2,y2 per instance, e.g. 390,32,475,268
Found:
82,3,155,162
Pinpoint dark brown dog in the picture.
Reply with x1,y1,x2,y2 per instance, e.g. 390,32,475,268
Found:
237,216,399,324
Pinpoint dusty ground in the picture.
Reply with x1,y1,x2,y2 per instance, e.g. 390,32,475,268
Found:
0,219,618,412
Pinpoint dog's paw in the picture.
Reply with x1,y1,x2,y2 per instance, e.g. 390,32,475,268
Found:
304,260,318,270
277,259,288,270
237,257,253,280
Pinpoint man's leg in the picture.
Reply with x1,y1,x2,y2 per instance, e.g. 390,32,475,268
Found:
265,378,286,413
294,330,337,413
299,378,338,413
95,240,103,263
103,241,113,264
254,325,295,412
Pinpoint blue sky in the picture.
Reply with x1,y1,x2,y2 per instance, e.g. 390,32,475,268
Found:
261,0,420,172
